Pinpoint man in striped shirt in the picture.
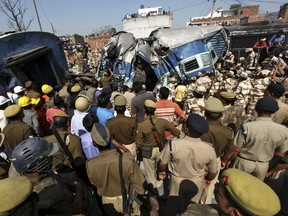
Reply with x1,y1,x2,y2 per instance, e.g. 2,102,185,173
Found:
155,87,186,133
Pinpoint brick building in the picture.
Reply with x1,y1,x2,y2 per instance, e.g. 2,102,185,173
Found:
188,5,263,26
278,3,288,22
84,34,112,50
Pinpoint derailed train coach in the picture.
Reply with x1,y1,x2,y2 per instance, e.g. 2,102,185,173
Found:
0,31,70,95
102,25,228,87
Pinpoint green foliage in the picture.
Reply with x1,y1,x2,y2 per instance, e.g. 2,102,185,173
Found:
229,4,241,10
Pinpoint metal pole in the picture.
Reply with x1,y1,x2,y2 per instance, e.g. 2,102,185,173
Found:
32,0,42,31
209,0,216,24
51,22,55,35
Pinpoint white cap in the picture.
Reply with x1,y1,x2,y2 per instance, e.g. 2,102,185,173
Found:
13,86,25,94
0,96,10,106
245,48,253,52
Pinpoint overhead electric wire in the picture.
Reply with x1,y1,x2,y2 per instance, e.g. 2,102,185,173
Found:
219,0,232,6
232,0,267,14
247,0,285,4
172,1,207,12
35,0,52,24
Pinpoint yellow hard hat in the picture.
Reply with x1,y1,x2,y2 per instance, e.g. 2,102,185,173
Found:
18,96,31,107
41,84,53,94
31,98,41,106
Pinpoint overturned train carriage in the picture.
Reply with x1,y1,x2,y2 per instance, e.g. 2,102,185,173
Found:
0,31,70,96
102,26,228,87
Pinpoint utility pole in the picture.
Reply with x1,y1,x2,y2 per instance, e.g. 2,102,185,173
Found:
209,0,216,24
32,0,43,31
51,22,56,35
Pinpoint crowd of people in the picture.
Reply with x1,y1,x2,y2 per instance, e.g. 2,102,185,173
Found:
0,30,288,216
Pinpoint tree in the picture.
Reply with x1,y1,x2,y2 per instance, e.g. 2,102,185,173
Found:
229,4,241,10
92,25,116,35
0,0,33,31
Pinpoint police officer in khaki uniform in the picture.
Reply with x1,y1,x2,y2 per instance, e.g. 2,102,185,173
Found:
232,97,288,180
183,168,281,216
86,122,145,215
135,99,180,193
45,112,84,172
106,95,138,157
0,133,10,179
76,47,84,73
158,113,218,203
201,97,235,204
3,104,36,151
265,82,288,125
11,137,101,215
100,69,113,88
25,80,41,99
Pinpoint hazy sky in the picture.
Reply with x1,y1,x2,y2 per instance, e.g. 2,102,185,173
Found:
0,0,284,35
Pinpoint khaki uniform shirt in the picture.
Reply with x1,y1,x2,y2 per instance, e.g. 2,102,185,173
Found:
45,131,84,169
271,99,288,124
3,120,35,151
106,114,137,144
58,86,70,102
26,89,41,99
201,120,235,158
235,117,288,162
159,136,218,197
135,116,180,148
273,76,288,91
183,203,219,216
101,76,112,88
123,91,135,111
86,150,145,197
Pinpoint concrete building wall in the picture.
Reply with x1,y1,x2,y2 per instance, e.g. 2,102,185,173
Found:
189,5,261,26
122,14,173,38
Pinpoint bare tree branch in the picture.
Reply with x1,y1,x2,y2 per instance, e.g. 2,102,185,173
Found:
0,0,33,31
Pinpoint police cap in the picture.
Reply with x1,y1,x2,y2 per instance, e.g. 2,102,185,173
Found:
53,111,69,118
114,95,127,106
205,97,224,113
4,104,21,118
91,123,110,146
221,168,280,216
71,85,81,93
255,97,279,113
145,99,156,108
220,92,235,100
24,80,32,88
0,176,33,214
186,113,209,134
267,83,286,96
